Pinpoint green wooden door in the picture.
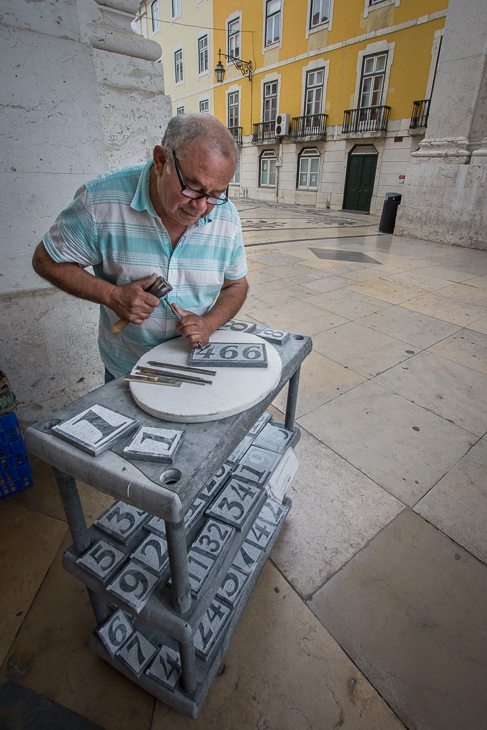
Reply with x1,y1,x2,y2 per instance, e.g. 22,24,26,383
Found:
343,152,377,212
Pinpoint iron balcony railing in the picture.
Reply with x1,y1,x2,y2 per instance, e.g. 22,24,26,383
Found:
342,105,390,133
410,99,431,129
290,113,328,139
252,121,277,143
228,126,243,144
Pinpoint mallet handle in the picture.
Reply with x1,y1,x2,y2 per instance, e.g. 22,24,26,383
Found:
110,317,130,335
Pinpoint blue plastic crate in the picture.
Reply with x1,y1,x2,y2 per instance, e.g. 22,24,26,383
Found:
1,451,28,471
0,461,33,496
0,412,19,431
0,436,26,459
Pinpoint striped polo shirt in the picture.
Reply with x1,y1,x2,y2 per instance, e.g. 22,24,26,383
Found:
43,159,247,377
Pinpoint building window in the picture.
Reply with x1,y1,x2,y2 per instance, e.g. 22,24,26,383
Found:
174,49,183,84
304,68,325,116
298,148,320,190
228,92,239,129
151,1,159,33
309,0,330,29
228,18,240,59
171,0,181,19
265,0,281,46
260,150,277,187
263,81,278,126
199,99,209,113
198,35,208,74
359,52,387,107
231,158,241,185
176,106,185,115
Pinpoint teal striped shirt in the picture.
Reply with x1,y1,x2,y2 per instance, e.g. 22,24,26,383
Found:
43,159,247,377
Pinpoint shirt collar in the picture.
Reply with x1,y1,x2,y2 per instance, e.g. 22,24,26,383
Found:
130,158,213,226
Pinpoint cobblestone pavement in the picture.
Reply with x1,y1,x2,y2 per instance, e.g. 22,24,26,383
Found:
2,200,487,730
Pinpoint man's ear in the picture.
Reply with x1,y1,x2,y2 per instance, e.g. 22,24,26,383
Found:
153,145,169,175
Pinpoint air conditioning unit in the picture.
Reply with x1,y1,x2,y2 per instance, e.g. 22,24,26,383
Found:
275,113,291,136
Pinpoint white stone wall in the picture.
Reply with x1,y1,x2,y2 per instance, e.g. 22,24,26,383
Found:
0,0,171,428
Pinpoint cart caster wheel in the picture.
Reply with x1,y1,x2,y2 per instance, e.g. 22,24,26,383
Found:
217,662,225,676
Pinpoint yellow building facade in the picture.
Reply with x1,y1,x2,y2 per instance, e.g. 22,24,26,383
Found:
136,0,448,214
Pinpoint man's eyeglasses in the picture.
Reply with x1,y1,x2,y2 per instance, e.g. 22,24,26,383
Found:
172,150,228,206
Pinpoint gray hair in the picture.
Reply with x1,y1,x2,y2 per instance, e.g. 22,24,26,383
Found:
161,113,238,169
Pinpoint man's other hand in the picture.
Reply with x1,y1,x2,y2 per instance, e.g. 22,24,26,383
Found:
108,273,160,324
172,304,212,348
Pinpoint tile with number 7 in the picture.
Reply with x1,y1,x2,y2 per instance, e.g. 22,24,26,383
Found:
116,630,158,677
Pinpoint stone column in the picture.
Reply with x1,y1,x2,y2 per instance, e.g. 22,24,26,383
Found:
395,0,487,249
0,0,172,427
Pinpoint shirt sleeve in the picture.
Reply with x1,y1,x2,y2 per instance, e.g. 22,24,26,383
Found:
42,186,102,267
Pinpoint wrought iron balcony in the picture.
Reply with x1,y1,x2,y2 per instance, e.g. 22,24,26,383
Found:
228,126,243,144
342,105,390,134
252,121,277,143
410,99,430,129
290,113,328,139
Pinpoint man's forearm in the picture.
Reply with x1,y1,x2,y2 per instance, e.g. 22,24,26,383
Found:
203,278,248,332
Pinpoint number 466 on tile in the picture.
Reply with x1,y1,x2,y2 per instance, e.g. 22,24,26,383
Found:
189,342,268,368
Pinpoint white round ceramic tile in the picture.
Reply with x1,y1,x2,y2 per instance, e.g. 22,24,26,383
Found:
129,331,282,423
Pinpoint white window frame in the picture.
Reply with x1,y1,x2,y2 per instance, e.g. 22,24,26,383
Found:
227,16,241,59
352,41,395,110
231,157,241,186
227,87,240,130
174,46,184,86
197,34,209,76
150,1,159,34
297,148,320,190
171,0,181,21
300,59,329,121
359,52,388,108
305,0,333,38
260,150,277,188
363,0,400,20
199,98,210,113
176,105,185,115
264,0,281,49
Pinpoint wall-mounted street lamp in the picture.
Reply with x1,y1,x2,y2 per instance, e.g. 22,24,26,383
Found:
214,48,252,83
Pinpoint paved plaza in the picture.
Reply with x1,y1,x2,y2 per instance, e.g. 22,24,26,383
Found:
2,200,487,729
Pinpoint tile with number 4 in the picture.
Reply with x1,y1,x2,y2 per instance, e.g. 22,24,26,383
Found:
189,342,268,368
194,598,232,660
146,645,182,691
97,609,134,657
206,477,264,530
116,631,158,677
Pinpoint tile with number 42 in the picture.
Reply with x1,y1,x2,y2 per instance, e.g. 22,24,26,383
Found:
188,342,268,368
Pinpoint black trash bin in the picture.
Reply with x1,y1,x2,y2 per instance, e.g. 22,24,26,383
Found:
379,192,402,234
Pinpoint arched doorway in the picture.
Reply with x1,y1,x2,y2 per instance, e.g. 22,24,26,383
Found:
342,144,378,212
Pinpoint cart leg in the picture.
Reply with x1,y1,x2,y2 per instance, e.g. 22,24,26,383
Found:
51,467,109,624
166,519,192,614
179,636,197,695
285,365,301,431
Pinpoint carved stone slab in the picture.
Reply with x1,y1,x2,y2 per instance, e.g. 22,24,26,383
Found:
76,539,127,584
194,598,232,661
184,496,207,533
266,447,299,504
248,411,272,437
188,342,268,368
117,630,158,677
94,502,149,545
259,327,290,346
200,462,233,501
216,565,249,608
146,645,182,691
258,498,287,527
218,319,256,334
245,517,276,550
253,423,294,454
131,533,169,576
107,560,159,612
205,477,264,530
97,609,134,657
192,519,235,560
52,404,138,456
233,446,281,487
226,434,254,467
123,426,184,463
147,516,166,537
232,540,263,576
187,549,216,598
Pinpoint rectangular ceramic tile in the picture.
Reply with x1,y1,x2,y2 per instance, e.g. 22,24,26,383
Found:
258,327,290,346
52,404,138,456
123,426,184,463
347,278,424,305
246,516,278,550
94,502,149,545
400,292,486,327
428,330,487,375
194,598,232,661
252,423,294,454
107,560,159,612
116,631,158,677
189,342,268,368
355,307,461,349
305,288,391,320
206,477,265,530
145,645,181,691
309,511,487,730
131,533,169,576
192,519,235,560
97,609,134,657
434,283,487,308
216,565,249,607
233,447,281,487
76,539,127,584
298,380,475,506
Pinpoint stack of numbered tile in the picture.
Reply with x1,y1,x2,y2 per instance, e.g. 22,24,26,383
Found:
0,411,33,497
